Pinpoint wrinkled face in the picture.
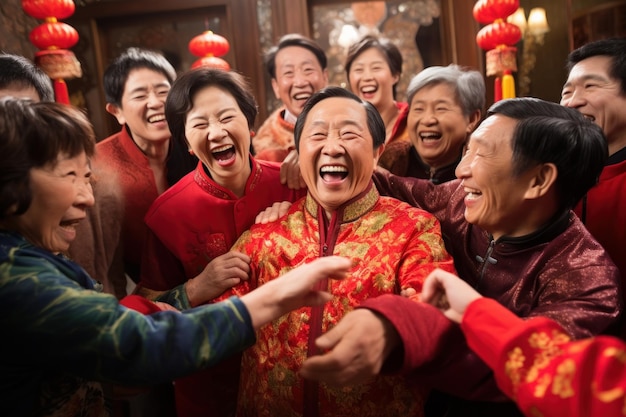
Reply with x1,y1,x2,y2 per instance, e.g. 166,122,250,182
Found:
299,97,382,214
455,115,538,240
271,46,328,117
109,68,171,147
409,83,478,169
348,47,398,111
13,152,94,254
561,55,626,152
184,85,251,189
0,84,40,101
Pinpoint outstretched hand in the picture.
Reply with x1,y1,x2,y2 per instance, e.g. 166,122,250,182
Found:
241,256,352,330
185,251,251,306
300,309,400,386
421,268,482,324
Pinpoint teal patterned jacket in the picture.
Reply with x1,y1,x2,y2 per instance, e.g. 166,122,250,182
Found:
0,230,255,417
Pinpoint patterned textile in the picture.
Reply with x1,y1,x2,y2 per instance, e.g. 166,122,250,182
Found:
378,141,460,184
463,298,626,417
0,230,255,417
138,156,305,417
217,184,455,417
367,170,622,416
252,107,295,162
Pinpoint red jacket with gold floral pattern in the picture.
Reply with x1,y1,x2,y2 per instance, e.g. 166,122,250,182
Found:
463,298,626,417
219,183,455,417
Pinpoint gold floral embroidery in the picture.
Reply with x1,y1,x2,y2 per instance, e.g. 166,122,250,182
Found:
505,347,526,390
605,347,626,364
534,373,552,398
526,330,569,382
551,359,575,398
592,381,624,403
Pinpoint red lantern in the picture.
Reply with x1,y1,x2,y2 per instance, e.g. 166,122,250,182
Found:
191,56,230,71
22,0,81,105
29,22,79,50
473,0,519,23
22,0,75,20
476,21,521,51
188,30,231,71
473,0,520,102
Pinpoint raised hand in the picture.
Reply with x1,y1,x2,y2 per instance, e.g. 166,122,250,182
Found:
185,251,251,306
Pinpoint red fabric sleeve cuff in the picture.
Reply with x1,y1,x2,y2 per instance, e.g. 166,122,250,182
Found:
461,298,526,370
359,294,455,372
120,294,163,315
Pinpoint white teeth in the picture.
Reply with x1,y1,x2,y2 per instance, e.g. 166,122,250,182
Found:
294,93,311,100
420,132,441,139
213,145,233,153
320,165,348,173
148,114,165,123
464,187,481,199
361,86,376,93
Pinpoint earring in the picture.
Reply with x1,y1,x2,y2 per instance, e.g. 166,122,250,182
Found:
188,149,195,155
250,130,256,138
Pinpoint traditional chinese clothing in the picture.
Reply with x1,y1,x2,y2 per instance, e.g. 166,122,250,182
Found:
574,148,626,328
137,156,305,417
462,297,626,417
252,107,295,162
218,183,454,417
369,171,622,416
378,140,460,184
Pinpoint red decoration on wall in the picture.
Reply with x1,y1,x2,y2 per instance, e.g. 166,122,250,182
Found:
473,0,519,24
188,30,231,71
473,0,520,101
22,0,82,105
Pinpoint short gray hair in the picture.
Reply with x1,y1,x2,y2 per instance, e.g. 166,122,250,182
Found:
406,64,485,117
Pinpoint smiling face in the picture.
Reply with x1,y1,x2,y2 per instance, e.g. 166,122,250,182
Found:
455,115,541,240
299,96,382,215
348,47,398,112
271,46,328,118
12,152,94,253
561,55,626,155
184,85,251,193
409,83,480,170
107,68,172,148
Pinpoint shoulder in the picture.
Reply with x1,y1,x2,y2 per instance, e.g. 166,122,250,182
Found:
145,172,196,219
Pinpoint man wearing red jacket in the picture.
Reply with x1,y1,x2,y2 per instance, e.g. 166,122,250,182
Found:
561,38,626,306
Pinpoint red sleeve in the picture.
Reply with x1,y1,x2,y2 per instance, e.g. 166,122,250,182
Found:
119,294,163,314
359,294,456,371
360,295,510,402
462,298,626,416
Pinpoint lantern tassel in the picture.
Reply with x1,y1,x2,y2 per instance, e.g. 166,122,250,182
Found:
502,71,516,99
494,77,502,102
54,79,70,105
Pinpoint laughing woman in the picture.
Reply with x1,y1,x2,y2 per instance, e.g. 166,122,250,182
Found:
134,68,306,417
0,98,350,417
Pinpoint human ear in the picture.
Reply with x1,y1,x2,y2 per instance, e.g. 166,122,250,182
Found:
105,103,126,126
524,163,557,200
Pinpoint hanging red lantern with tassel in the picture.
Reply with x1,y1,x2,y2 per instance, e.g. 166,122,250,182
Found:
473,0,521,102
188,30,231,71
22,0,82,105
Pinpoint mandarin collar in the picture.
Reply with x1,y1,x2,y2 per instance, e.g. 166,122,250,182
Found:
304,181,379,223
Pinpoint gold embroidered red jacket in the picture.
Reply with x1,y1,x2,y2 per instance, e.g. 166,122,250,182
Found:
463,298,626,417
219,183,455,417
